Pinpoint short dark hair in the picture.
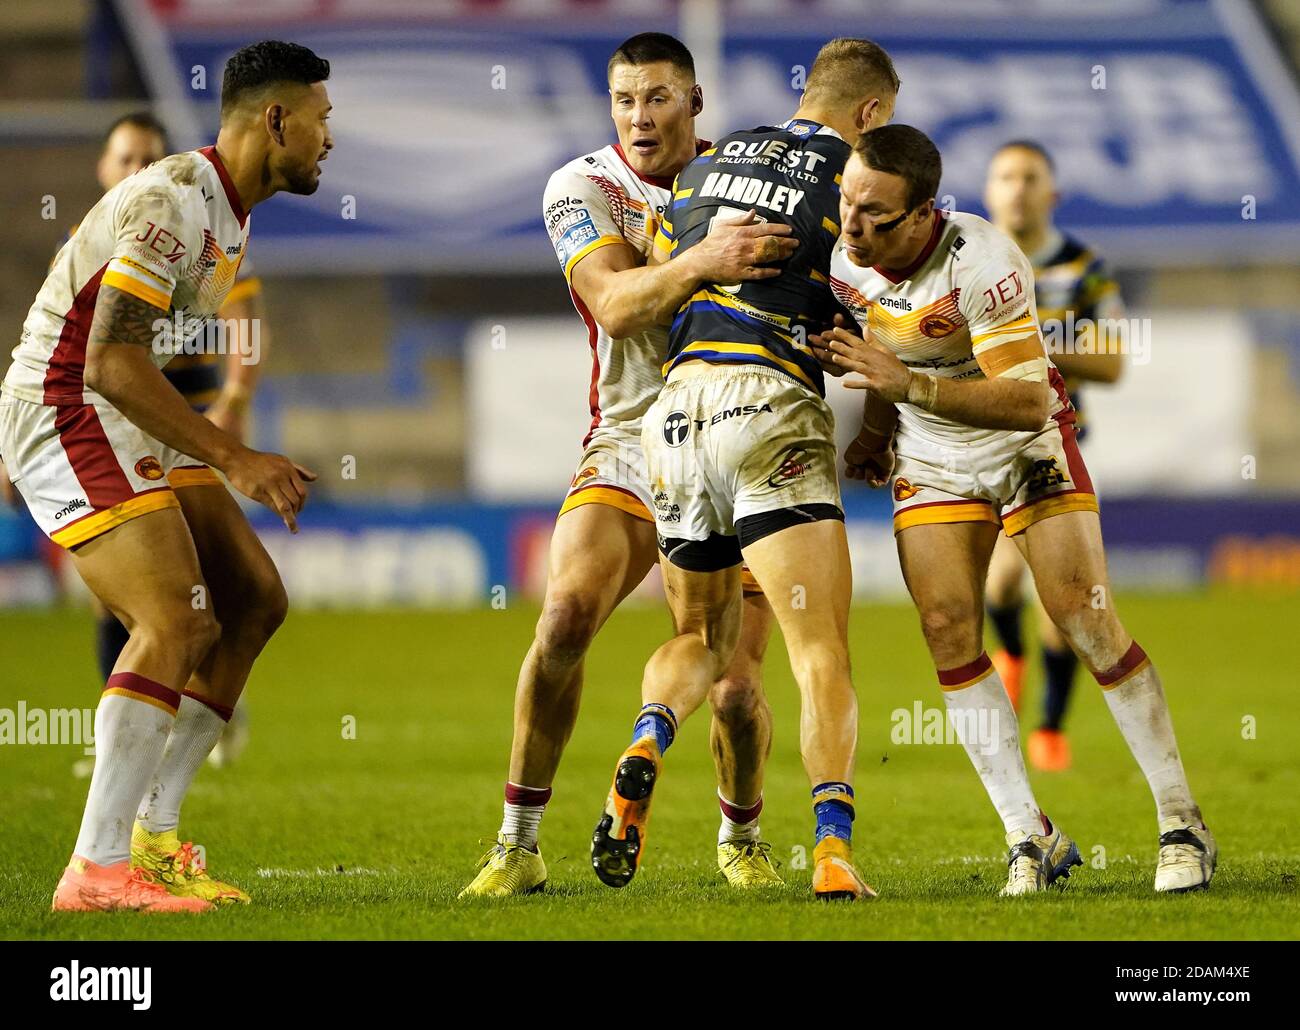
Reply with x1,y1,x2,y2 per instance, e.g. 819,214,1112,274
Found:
607,32,695,81
854,124,942,211
994,139,1055,173
103,111,169,151
221,40,330,115
805,38,900,107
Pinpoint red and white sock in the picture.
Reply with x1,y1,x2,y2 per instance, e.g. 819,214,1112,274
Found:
136,691,233,833
500,782,551,851
1097,642,1199,825
718,791,763,844
73,673,180,865
939,653,1042,838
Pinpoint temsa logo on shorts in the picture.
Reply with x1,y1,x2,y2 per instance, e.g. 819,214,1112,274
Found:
694,403,772,431
767,446,813,489
54,498,88,521
134,456,164,481
572,466,599,487
893,477,921,501
663,411,691,447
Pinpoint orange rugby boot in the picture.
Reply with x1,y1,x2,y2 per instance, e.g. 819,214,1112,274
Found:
51,856,213,913
590,738,661,888
992,649,1025,712
812,837,877,901
1028,728,1072,772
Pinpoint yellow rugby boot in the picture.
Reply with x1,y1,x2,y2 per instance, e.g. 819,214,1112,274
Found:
812,837,877,901
591,738,661,888
458,836,547,898
130,824,250,905
718,840,783,889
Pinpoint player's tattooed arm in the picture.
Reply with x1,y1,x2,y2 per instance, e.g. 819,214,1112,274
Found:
84,284,242,471
87,283,166,349
83,284,317,532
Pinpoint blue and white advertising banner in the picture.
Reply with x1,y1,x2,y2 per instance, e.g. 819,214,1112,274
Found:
117,0,1300,270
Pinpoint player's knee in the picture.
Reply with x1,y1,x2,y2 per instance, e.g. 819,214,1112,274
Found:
137,602,220,668
788,640,851,695
918,599,981,655
535,591,602,662
242,562,289,641
709,674,766,728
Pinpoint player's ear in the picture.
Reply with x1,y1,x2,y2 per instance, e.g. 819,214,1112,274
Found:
689,84,703,117
858,99,872,133
266,104,286,145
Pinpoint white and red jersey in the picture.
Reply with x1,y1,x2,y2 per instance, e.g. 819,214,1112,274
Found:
4,146,250,408
830,210,1074,448
543,143,692,442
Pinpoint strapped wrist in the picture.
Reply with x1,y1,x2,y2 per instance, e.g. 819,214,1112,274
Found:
906,371,939,411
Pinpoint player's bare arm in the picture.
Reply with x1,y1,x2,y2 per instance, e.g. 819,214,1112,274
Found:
1050,341,1123,383
570,212,796,338
823,323,1049,432
84,284,316,531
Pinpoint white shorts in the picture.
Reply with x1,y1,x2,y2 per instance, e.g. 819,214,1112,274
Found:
558,423,654,524
0,391,218,549
642,364,842,565
890,414,1097,537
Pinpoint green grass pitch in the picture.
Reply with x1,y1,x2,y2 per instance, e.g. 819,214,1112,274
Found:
1,589,1296,940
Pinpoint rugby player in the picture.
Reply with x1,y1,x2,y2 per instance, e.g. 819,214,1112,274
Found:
76,112,268,767
0,40,332,912
588,38,898,901
981,140,1125,771
819,125,1214,894
461,33,800,898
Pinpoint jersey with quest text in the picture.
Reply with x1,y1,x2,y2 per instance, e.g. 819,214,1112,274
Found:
543,142,703,443
829,209,1074,446
4,146,250,408
657,118,849,396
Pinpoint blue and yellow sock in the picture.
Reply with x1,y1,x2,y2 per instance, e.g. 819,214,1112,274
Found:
631,702,677,755
812,781,855,844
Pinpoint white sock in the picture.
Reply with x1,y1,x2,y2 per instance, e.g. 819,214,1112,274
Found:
1101,657,1199,825
74,682,178,865
718,792,762,844
136,695,228,833
500,782,551,850
941,658,1042,838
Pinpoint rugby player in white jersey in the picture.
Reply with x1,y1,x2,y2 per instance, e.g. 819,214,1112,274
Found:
461,33,798,897
981,140,1125,771
0,41,332,912
818,125,1214,894
69,112,267,770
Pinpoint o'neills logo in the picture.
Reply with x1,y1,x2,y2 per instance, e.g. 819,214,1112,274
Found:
49,961,152,1010
893,477,920,501
134,456,164,481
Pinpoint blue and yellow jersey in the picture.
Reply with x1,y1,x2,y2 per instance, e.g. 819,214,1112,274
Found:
1029,231,1123,435
655,119,850,397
